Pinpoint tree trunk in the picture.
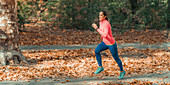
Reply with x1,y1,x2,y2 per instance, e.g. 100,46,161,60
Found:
167,0,170,39
0,0,27,66
129,0,138,14
167,0,170,29
129,0,138,24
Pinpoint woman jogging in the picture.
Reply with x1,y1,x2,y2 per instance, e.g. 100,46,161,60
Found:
92,10,126,79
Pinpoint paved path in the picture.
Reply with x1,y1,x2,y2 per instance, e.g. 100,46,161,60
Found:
20,43,170,51
0,71,169,85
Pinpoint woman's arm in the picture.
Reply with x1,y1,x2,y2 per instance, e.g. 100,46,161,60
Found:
97,23,109,37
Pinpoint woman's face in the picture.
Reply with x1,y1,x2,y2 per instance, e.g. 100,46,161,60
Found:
99,12,107,21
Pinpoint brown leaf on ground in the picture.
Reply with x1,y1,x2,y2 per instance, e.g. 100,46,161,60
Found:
19,29,169,46
0,48,169,81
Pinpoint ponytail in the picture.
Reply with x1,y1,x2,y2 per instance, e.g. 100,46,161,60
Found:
105,17,108,21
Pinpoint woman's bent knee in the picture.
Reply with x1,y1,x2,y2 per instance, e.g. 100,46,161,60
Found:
95,50,100,55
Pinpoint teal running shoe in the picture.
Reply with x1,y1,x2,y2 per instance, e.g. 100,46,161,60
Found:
118,70,126,79
94,67,104,74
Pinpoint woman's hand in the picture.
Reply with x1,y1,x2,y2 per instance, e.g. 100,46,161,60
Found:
92,23,98,29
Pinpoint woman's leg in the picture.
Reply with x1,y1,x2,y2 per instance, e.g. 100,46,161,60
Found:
94,42,108,74
95,42,108,66
108,43,123,71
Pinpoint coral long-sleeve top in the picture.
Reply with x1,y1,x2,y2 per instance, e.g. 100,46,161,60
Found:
97,19,115,45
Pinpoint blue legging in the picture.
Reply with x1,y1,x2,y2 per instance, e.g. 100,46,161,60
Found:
95,42,123,71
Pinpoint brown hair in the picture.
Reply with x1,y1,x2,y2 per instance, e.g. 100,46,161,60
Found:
100,10,108,21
